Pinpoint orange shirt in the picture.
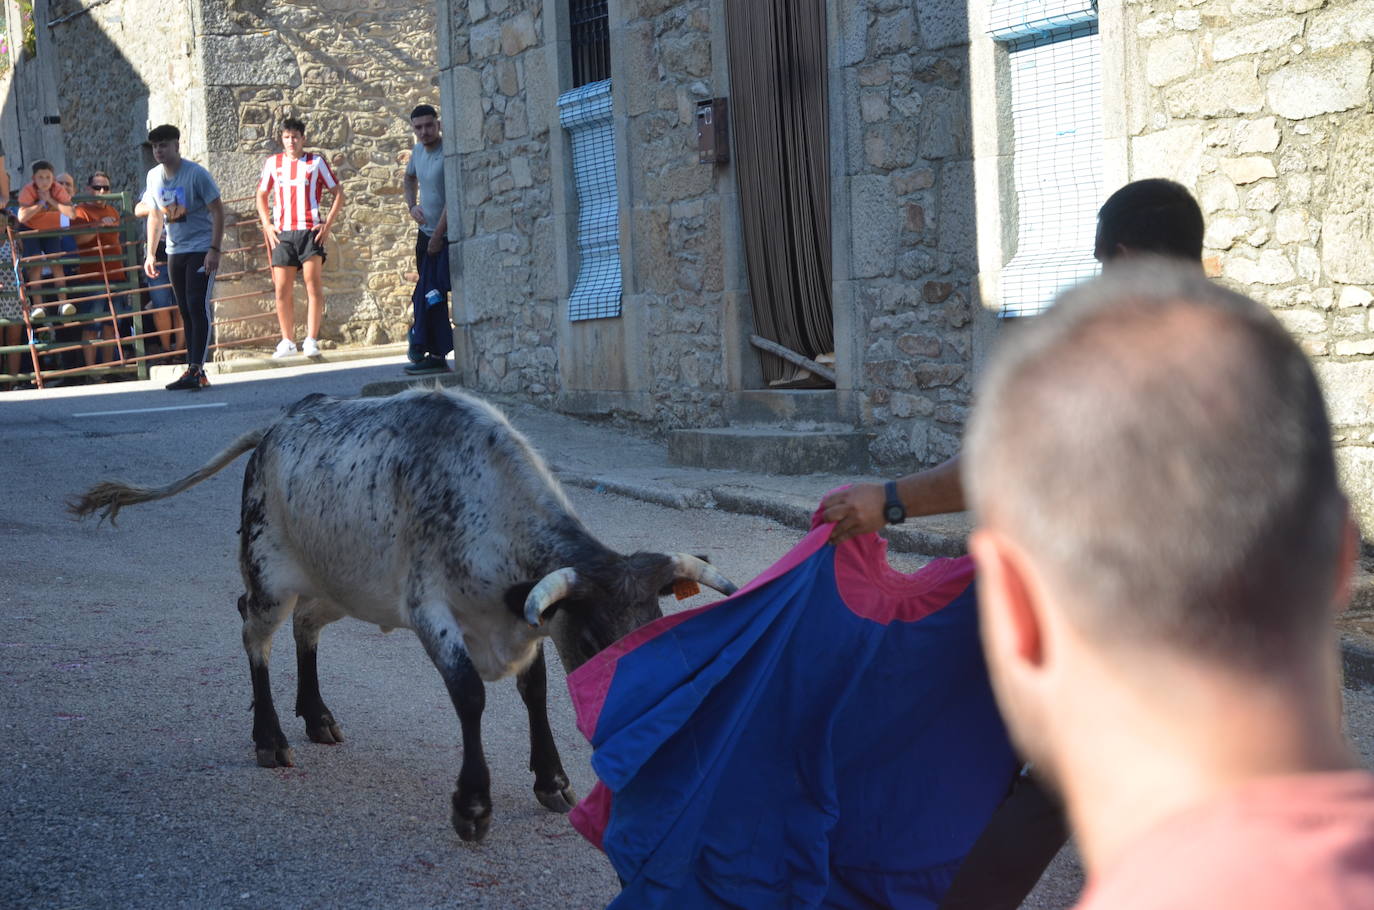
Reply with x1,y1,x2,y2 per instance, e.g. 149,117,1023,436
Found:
17,180,72,207
1075,771,1374,910
73,202,125,279
17,181,71,231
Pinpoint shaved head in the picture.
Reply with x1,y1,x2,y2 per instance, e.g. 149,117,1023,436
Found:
966,262,1345,668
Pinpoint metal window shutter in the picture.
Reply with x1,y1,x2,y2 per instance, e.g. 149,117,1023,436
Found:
558,79,623,322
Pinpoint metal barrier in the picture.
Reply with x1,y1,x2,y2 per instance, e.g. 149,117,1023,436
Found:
2,192,277,390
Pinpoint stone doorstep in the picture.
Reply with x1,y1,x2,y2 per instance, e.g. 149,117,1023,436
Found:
668,426,873,476
148,342,410,383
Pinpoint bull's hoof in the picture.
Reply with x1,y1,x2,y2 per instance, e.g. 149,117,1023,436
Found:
305,717,344,745
452,805,493,843
256,744,295,768
535,785,578,814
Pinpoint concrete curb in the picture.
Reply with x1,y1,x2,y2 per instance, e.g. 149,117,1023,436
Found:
150,343,411,383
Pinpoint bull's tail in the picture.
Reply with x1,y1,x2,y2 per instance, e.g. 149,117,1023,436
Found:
68,427,268,524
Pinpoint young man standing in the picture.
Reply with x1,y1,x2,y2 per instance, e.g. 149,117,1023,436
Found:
401,103,452,374
965,263,1374,907
142,124,224,391
255,117,345,359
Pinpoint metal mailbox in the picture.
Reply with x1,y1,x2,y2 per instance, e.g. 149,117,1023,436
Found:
696,97,729,165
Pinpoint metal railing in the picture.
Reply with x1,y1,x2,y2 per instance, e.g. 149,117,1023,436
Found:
2,192,277,390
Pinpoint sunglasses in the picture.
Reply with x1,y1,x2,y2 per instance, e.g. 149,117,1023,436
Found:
90,184,111,191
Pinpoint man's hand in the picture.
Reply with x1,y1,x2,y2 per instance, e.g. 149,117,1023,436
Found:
312,222,332,245
426,231,445,256
261,222,279,251
204,249,221,275
820,483,887,544
143,253,159,280
409,204,427,226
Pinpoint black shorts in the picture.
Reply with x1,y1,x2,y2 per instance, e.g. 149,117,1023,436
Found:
271,229,327,268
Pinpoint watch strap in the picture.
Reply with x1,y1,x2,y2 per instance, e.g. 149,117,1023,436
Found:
883,480,906,525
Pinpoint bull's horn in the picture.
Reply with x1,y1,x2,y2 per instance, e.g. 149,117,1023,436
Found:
671,554,738,596
524,567,579,627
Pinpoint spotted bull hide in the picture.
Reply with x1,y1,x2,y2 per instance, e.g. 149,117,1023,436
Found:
70,388,736,842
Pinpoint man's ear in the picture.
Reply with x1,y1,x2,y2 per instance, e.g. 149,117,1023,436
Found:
969,529,1045,670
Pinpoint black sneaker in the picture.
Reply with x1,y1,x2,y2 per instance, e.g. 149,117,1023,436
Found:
165,368,206,391
404,355,450,375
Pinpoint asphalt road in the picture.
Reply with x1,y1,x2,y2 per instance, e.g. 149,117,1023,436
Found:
3,362,1373,909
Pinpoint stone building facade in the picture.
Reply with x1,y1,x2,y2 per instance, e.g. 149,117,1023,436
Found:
440,0,742,426
8,0,437,348
439,0,1374,529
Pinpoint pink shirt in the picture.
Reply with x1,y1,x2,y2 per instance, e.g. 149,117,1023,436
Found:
1076,771,1374,910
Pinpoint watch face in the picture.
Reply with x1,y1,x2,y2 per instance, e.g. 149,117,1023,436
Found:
885,504,903,523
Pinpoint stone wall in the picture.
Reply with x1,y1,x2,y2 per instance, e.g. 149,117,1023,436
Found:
46,0,201,192
1123,0,1374,529
834,1,977,469
620,0,729,428
45,0,437,351
444,0,560,402
443,0,733,424
197,0,438,350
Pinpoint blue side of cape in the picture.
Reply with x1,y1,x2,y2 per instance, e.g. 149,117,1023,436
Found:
586,544,1018,909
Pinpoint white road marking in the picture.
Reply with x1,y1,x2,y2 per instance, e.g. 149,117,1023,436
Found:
70,402,230,418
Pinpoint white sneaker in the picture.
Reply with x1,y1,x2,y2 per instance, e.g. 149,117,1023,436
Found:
302,337,320,357
273,338,297,358
59,302,77,316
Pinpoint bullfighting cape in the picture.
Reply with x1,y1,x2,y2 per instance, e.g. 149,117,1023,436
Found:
567,514,1019,909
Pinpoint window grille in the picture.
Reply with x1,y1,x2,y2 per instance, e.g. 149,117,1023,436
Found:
559,79,622,321
570,0,610,87
988,0,1098,41
991,3,1103,317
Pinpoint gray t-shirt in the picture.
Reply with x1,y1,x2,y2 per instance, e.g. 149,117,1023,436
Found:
405,141,446,236
144,159,221,255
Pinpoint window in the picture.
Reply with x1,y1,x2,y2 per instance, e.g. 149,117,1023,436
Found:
990,1,1102,317
570,0,610,87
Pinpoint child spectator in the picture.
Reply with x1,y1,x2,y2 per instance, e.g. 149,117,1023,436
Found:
16,160,75,317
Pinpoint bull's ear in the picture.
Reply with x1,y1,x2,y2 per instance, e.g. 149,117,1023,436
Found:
658,553,714,595
504,582,538,621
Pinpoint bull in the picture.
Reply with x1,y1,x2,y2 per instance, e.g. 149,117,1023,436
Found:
70,388,737,842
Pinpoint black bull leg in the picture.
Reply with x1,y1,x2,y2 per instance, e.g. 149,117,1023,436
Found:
412,604,493,842
238,592,297,768
516,645,577,813
292,599,345,745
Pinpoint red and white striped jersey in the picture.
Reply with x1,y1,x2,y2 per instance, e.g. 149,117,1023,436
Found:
257,152,339,232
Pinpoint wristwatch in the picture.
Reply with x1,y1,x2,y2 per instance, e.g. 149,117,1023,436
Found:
883,480,906,525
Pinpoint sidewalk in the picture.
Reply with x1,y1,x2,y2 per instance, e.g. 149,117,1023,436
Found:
361,370,1374,689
